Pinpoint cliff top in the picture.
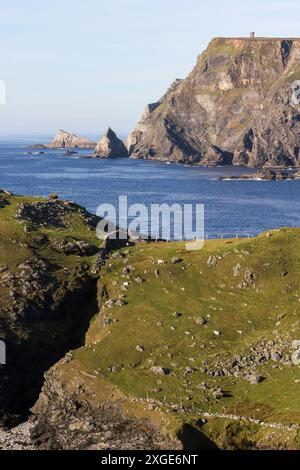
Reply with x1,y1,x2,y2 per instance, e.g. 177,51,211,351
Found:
214,36,300,41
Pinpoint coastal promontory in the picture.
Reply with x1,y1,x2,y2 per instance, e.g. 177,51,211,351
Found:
128,36,300,168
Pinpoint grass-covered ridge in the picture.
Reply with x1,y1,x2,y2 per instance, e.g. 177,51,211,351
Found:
72,229,300,449
2,191,299,448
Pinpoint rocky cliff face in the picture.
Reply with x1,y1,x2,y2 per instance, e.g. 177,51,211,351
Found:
128,37,300,167
94,128,128,158
33,129,96,149
0,192,103,427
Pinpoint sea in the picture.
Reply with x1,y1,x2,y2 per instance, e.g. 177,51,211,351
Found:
0,136,299,240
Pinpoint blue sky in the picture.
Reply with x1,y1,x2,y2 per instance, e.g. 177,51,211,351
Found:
1,0,300,137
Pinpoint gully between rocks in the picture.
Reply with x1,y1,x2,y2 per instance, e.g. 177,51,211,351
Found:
0,278,99,429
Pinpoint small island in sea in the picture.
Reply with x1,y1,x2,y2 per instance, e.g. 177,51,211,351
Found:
220,169,300,181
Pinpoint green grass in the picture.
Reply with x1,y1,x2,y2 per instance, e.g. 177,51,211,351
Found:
71,229,300,448
0,193,103,322
207,39,242,58
4,193,297,448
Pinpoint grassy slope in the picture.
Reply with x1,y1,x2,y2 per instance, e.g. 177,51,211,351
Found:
0,192,103,335
73,229,300,449
0,193,102,274
2,194,299,448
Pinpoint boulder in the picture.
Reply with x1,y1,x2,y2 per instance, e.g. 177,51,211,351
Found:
245,374,264,385
150,366,171,376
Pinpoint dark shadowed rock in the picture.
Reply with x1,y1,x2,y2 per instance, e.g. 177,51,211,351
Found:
94,128,128,159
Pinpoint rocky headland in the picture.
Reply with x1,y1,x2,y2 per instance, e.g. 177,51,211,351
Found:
128,37,300,168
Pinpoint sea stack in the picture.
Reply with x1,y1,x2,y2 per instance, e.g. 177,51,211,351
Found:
32,129,96,149
93,128,128,158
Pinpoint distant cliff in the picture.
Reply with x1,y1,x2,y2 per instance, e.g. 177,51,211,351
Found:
128,37,300,167
32,129,96,149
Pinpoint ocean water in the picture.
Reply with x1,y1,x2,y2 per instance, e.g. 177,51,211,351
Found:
0,136,299,238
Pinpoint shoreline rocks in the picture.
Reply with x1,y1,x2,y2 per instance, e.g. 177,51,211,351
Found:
220,169,300,181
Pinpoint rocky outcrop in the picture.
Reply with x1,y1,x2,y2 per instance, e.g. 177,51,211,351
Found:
220,169,300,180
30,366,181,450
94,128,128,158
0,192,103,427
32,129,96,149
128,37,300,167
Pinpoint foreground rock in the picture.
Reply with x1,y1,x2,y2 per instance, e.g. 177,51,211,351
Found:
128,37,300,168
93,128,128,158
0,192,103,427
32,129,96,149
30,367,180,450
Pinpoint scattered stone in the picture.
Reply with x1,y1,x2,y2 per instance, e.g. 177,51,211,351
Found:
173,311,183,318
233,263,242,276
271,351,282,361
292,340,300,349
244,269,256,286
136,345,144,353
207,256,218,268
291,349,300,365
184,367,196,376
171,257,183,264
0,421,35,450
194,316,207,326
114,299,126,307
150,366,171,376
212,388,224,399
245,374,264,385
